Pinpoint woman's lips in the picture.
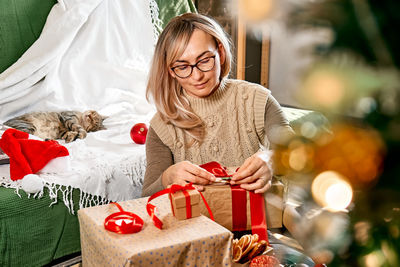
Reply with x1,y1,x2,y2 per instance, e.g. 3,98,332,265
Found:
194,81,208,88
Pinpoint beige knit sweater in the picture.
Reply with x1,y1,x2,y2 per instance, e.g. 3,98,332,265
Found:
142,79,293,196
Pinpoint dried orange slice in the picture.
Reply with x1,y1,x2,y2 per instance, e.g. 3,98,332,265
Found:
238,235,250,250
242,235,257,257
232,243,243,262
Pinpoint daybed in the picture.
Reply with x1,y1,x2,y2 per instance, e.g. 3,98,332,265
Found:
0,0,195,266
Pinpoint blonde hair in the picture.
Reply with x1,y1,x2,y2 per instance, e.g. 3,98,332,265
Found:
146,13,232,144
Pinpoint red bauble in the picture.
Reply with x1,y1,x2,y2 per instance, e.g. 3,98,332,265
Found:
250,255,280,267
130,123,148,144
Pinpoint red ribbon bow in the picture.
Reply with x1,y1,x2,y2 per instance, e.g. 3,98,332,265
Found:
146,183,214,229
104,202,144,234
200,161,232,177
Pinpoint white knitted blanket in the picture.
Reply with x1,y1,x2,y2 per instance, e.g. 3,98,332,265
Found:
0,0,161,213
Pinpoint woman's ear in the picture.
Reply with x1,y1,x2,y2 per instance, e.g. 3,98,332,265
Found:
217,42,226,66
168,67,176,79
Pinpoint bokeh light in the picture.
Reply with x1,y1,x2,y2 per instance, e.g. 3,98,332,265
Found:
311,171,353,212
313,123,385,187
238,0,275,22
301,69,346,109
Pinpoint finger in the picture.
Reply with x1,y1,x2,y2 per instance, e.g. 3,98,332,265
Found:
231,165,265,185
231,159,252,180
232,158,262,181
173,179,189,187
239,177,265,191
254,180,272,194
186,164,216,182
240,178,272,193
183,173,212,185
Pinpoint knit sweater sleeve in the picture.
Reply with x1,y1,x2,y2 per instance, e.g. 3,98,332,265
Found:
264,95,295,149
141,126,174,197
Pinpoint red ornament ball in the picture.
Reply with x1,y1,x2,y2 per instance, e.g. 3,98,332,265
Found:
250,255,280,267
130,123,148,144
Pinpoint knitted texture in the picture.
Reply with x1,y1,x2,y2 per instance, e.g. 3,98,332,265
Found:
151,79,269,167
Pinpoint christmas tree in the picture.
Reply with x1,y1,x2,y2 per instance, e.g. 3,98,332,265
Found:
237,0,400,265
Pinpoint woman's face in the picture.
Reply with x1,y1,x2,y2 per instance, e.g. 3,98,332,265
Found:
169,29,226,98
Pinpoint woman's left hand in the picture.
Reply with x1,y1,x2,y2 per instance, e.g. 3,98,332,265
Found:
230,151,273,194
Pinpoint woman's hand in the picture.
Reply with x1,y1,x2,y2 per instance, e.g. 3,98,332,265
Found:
230,151,273,194
162,161,216,191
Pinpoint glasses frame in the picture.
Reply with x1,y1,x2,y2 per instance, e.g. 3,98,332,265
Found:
171,55,216,79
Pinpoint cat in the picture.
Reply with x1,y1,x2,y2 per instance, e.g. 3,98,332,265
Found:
3,110,107,143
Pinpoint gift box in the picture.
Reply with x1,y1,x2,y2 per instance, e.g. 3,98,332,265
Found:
169,185,201,220
78,195,234,267
199,178,284,231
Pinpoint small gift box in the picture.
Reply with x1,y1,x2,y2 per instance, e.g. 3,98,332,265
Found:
169,185,201,220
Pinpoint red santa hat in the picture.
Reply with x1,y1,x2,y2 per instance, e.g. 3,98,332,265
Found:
0,128,69,192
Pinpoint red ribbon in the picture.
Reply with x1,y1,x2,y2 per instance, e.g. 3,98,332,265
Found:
200,161,232,177
200,161,268,242
146,183,214,229
231,185,248,231
231,185,268,242
249,191,268,242
104,202,144,234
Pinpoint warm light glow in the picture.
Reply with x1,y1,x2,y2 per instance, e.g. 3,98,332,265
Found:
364,251,385,267
289,146,308,171
239,0,274,22
313,123,385,187
312,171,353,212
325,182,352,212
303,70,345,108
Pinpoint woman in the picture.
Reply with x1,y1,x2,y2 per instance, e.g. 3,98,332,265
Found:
142,13,293,197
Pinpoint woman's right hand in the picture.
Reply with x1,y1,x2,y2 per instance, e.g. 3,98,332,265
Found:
162,161,216,191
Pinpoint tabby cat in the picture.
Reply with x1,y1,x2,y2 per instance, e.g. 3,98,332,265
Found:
4,110,106,143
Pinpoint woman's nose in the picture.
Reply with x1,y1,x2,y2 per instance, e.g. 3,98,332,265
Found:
191,66,204,80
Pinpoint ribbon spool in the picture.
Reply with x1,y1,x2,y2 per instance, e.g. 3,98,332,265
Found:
104,202,144,234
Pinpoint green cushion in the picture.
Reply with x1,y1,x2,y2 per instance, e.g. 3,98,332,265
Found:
0,0,57,73
0,186,81,267
0,0,196,74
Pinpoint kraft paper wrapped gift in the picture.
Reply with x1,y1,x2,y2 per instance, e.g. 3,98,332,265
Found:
78,195,234,267
199,178,285,230
169,185,201,220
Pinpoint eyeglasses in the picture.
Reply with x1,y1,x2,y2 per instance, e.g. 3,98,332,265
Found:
171,55,216,79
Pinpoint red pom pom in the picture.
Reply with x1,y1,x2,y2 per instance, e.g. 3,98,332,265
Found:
250,255,280,267
130,123,148,144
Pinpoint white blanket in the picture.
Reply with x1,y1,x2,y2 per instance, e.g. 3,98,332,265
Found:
0,0,162,212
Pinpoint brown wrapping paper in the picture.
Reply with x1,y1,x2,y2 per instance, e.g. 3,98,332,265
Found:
199,184,253,230
169,188,201,220
199,178,285,230
78,195,234,267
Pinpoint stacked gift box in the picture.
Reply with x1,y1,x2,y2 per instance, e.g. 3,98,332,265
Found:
78,175,284,266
